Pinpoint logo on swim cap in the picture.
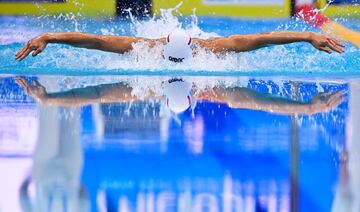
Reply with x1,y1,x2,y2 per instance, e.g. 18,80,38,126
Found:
168,56,184,63
163,78,192,114
163,29,192,63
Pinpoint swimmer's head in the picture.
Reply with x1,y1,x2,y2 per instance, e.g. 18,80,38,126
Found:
163,29,193,63
163,78,193,114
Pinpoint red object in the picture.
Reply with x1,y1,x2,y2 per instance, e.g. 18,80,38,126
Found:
295,5,330,27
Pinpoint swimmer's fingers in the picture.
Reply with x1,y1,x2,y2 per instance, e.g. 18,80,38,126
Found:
310,90,344,114
32,44,46,57
15,44,28,59
332,38,345,48
15,77,31,93
327,95,344,110
18,78,31,90
32,49,42,57
15,45,30,61
329,40,343,53
328,91,345,106
16,37,48,60
321,91,344,111
327,40,344,53
17,48,32,61
15,77,27,88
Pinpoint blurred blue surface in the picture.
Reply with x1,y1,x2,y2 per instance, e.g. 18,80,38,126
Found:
0,76,346,212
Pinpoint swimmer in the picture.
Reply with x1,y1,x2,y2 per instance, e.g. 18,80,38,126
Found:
15,28,345,62
15,77,344,115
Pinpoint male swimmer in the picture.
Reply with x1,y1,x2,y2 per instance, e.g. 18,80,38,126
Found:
15,29,345,63
15,29,345,114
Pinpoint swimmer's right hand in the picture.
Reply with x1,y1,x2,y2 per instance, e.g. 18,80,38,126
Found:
308,90,344,114
15,34,48,61
309,32,345,54
15,77,48,103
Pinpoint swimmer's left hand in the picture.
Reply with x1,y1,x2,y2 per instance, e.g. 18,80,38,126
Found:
15,34,48,61
15,77,48,103
309,32,345,54
308,90,344,114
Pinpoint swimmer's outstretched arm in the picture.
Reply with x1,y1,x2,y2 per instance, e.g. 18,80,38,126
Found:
196,86,344,115
15,77,161,107
197,31,344,54
15,32,165,61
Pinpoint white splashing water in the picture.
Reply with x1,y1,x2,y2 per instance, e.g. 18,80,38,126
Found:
129,3,218,39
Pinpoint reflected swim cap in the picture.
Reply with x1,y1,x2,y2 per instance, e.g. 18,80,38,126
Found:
163,29,193,63
163,78,192,114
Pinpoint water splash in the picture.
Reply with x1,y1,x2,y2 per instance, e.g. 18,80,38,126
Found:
128,3,218,39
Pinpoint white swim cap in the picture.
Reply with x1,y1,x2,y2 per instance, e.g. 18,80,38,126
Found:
163,78,192,114
163,29,193,63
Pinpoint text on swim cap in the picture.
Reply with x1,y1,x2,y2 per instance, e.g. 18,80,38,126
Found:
168,56,184,63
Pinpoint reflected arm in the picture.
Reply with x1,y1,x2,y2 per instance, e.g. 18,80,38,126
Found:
43,83,139,106
196,86,344,115
16,78,161,107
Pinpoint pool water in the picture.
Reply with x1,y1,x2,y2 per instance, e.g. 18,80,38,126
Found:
0,7,360,212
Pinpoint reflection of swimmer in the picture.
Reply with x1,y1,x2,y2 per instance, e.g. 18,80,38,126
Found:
15,28,345,62
15,77,344,115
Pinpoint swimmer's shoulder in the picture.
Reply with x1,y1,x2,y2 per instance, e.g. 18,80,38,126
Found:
131,37,167,48
192,38,211,49
192,37,225,51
